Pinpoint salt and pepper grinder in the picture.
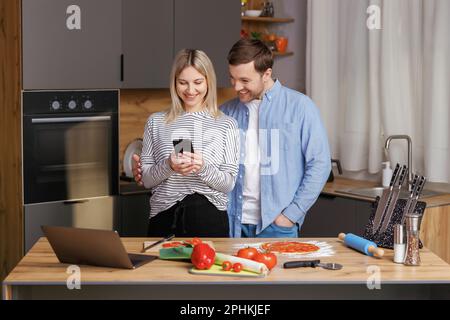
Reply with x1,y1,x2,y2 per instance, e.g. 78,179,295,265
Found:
404,213,421,266
393,224,405,263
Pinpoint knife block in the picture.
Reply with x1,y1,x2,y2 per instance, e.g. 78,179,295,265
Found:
363,197,426,249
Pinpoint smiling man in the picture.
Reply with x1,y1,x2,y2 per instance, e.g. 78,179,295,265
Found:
220,39,331,238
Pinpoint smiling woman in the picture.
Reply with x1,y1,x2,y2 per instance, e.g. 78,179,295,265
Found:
175,66,208,112
167,49,219,123
139,49,240,238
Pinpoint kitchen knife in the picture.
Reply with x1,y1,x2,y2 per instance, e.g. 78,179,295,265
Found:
401,174,420,223
283,260,343,271
401,176,426,224
372,163,401,235
378,165,408,234
142,234,175,253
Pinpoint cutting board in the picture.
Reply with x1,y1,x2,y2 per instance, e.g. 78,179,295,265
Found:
189,264,265,278
143,240,215,260
142,240,214,253
159,246,193,260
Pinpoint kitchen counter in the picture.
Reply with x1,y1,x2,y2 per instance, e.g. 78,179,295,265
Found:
323,177,450,264
117,177,450,265
3,237,450,300
119,179,150,195
119,176,450,205
323,177,450,208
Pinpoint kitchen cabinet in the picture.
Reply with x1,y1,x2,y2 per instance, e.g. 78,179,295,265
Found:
22,0,240,89
24,196,118,253
119,193,150,237
300,195,373,237
121,0,174,88
122,0,240,88
174,0,241,87
22,0,122,89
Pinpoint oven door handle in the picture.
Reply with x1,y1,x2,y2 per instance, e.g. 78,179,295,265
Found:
31,116,111,124
63,199,90,205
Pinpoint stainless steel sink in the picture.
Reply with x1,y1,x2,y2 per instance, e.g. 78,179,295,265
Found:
335,187,445,200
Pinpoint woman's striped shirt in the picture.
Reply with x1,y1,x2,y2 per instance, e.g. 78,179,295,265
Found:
141,110,240,218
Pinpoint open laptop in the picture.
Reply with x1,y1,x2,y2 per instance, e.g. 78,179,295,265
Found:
41,225,158,269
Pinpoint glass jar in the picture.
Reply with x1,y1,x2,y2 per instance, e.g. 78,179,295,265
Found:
393,224,406,263
267,2,274,17
404,213,421,266
260,2,270,17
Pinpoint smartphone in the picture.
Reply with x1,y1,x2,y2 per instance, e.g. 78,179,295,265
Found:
172,139,194,154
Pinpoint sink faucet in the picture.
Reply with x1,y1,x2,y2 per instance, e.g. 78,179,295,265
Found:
385,135,413,190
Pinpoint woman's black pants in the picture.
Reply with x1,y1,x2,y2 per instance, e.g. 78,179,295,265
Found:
147,193,229,237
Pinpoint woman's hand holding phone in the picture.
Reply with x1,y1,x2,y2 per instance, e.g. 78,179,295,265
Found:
183,152,204,174
169,152,203,176
169,152,190,175
169,151,204,176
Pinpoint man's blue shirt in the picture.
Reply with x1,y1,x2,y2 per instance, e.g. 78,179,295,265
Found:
220,80,331,237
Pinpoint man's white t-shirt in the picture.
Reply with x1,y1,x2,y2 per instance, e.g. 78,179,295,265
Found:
242,99,262,225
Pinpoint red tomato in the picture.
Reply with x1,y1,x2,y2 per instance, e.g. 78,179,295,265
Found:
184,237,202,246
162,241,185,248
232,263,243,272
190,237,202,246
222,261,232,271
253,252,277,270
236,247,258,260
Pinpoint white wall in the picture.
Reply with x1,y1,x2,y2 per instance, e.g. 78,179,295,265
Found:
271,0,382,183
270,0,307,92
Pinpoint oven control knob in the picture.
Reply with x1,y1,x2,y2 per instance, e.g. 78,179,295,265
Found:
68,100,77,110
84,100,93,109
51,100,61,110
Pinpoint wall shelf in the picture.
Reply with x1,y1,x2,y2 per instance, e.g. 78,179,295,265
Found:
241,16,294,23
241,15,295,58
273,51,293,57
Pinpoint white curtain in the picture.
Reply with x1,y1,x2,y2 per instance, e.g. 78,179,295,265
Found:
307,0,450,183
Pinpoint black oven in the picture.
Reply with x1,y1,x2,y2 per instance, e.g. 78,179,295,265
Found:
22,90,119,252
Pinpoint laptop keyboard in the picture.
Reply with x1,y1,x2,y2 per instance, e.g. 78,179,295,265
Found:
128,253,156,267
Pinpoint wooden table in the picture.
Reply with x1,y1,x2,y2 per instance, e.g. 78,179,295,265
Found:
3,237,450,300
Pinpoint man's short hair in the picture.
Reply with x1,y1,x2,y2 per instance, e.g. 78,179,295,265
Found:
227,39,273,74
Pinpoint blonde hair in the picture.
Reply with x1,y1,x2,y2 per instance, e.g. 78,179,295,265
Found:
166,49,220,123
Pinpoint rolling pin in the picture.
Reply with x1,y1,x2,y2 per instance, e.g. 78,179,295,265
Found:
338,233,384,258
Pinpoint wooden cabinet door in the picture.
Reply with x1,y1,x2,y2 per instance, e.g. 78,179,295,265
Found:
119,193,150,237
174,0,241,87
22,0,122,89
122,0,174,88
301,195,373,237
301,195,356,237
354,200,374,236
